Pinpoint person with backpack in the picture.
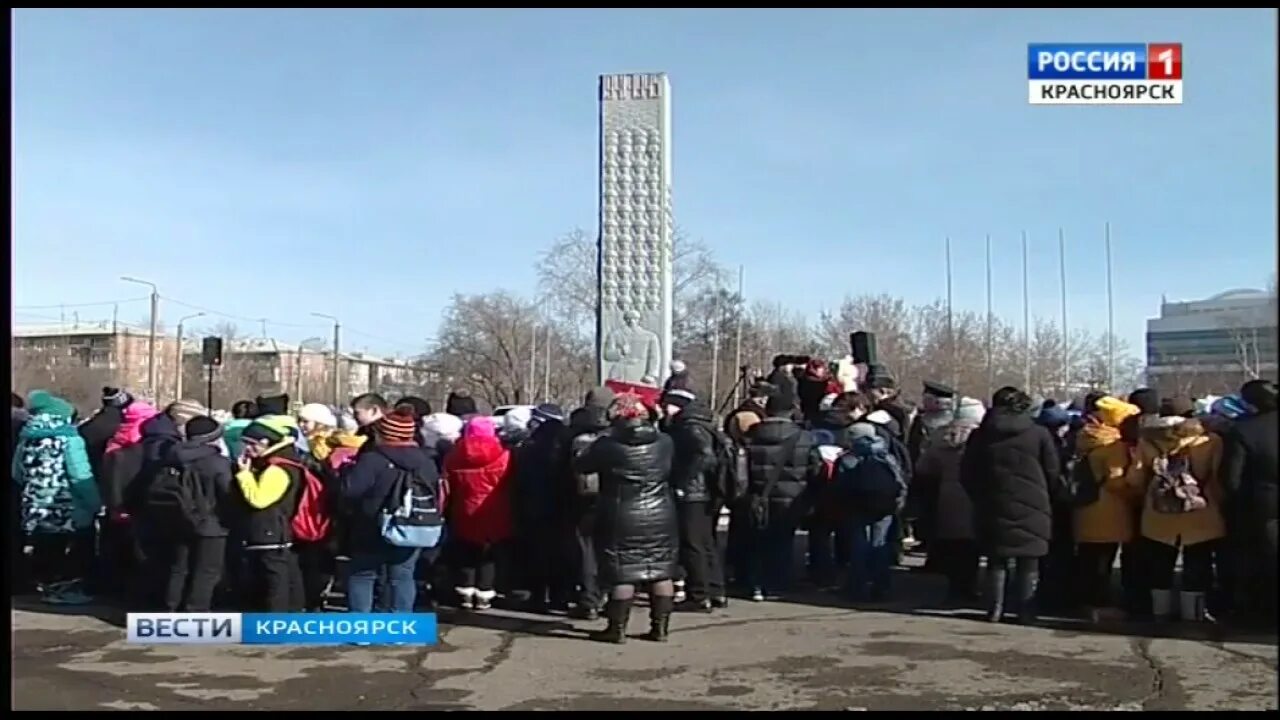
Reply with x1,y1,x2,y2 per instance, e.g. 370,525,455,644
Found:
960,387,1058,624
97,398,160,601
805,392,870,589
234,416,307,612
1124,409,1225,623
833,422,907,602
1071,396,1141,623
661,388,729,612
575,393,679,644
290,403,345,612
743,392,818,602
340,409,443,615
915,400,985,604
563,387,614,620
14,391,101,605
150,415,234,612
443,417,513,611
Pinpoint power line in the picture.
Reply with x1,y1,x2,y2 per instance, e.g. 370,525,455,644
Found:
14,296,150,310
161,296,329,330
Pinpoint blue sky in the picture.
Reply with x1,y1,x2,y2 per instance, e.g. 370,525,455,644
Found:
13,9,1277,359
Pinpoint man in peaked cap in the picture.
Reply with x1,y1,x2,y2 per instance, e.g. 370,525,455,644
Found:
905,380,957,572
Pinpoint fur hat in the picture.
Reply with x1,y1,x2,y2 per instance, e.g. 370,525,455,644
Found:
585,386,616,410
1159,396,1196,419
865,364,897,390
765,391,794,418
1127,388,1160,416
445,390,479,418
395,396,433,419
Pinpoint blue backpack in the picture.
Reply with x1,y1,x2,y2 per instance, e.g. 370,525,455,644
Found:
833,446,906,520
378,461,444,549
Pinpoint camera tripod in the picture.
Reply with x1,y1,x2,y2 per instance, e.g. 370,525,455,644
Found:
716,365,754,418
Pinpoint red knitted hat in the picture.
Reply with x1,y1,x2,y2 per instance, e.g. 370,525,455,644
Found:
376,409,418,443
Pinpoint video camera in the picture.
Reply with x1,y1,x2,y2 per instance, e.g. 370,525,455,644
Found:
771,353,812,369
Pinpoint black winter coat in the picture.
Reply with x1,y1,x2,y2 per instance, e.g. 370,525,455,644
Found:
515,421,572,531
875,398,911,442
1222,410,1278,556
78,406,123,480
237,444,304,549
664,404,719,504
745,417,818,509
166,440,235,538
959,410,1058,558
565,405,610,517
340,443,439,552
576,419,678,585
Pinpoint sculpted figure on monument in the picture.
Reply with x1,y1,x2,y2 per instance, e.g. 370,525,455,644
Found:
603,309,663,385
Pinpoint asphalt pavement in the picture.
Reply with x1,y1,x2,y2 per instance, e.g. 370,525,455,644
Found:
11,555,1277,711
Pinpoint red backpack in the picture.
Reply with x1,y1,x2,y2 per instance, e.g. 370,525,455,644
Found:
266,457,332,543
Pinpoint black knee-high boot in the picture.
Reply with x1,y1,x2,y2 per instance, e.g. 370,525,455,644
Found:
589,598,632,644
986,560,1007,623
645,595,674,642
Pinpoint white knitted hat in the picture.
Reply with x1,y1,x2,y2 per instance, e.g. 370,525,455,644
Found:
298,402,338,428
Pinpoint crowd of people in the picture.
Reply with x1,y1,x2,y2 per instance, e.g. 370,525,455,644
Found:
9,360,1277,647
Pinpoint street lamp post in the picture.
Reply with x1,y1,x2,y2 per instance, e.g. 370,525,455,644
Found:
312,313,341,407
174,312,205,403
121,276,160,401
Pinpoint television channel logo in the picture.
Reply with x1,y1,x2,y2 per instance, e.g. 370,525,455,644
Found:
1028,43,1182,106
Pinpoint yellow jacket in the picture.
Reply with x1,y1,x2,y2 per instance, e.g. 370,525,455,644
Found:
1074,421,1140,544
235,438,296,510
1124,418,1225,548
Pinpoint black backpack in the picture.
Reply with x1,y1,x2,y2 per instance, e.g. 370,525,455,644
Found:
147,464,217,536
834,451,906,520
1064,454,1103,508
702,423,742,504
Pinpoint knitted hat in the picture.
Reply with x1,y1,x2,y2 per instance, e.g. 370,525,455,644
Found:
670,359,687,375
584,386,616,410
503,406,533,432
254,393,290,418
953,396,986,424
27,390,75,420
242,417,288,444
167,399,207,426
532,403,565,425
445,391,479,418
395,396,433,419
423,412,465,443
661,388,696,411
1127,388,1160,416
463,416,497,439
102,386,131,408
339,413,360,433
298,403,338,428
185,416,224,445
1159,396,1196,418
377,409,418,444
1094,396,1140,428
1036,405,1072,429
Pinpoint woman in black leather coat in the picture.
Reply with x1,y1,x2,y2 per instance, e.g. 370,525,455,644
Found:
574,394,679,644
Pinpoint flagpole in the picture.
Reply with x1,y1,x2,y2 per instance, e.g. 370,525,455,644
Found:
1059,227,1069,397
946,236,956,392
1022,230,1031,392
985,233,994,401
1105,221,1115,390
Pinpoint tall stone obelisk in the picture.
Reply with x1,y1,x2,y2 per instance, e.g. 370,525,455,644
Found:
597,72,674,388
